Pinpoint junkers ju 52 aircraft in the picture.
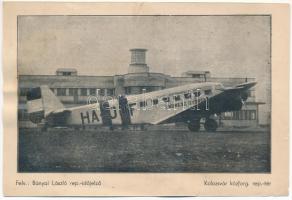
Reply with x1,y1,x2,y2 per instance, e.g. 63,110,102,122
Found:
26,81,256,132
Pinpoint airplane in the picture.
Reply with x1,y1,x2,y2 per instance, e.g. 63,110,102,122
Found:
25,81,257,132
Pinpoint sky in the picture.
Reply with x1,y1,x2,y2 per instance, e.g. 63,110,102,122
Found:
18,15,271,123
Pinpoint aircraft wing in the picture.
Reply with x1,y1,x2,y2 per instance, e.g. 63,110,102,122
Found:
153,81,257,125
218,81,257,91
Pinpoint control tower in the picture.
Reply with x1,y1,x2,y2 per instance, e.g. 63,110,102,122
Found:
128,48,149,73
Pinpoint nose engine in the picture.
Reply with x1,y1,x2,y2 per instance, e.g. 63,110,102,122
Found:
225,90,250,111
227,96,243,111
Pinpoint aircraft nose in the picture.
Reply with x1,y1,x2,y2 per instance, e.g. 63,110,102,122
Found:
247,81,257,87
236,81,257,89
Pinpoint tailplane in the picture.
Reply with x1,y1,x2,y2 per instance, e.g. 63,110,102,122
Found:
26,85,64,124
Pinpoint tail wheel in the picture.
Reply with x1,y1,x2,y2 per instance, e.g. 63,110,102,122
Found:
187,120,200,132
204,119,218,132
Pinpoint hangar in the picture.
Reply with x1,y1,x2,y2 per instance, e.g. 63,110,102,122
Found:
18,49,264,128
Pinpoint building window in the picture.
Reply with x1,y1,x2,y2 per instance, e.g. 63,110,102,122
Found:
69,88,74,96
69,88,78,96
247,110,257,120
57,88,66,96
223,112,234,120
62,72,72,76
153,99,158,105
222,110,257,120
191,74,202,78
18,109,29,121
125,87,131,95
19,88,29,96
107,88,115,96
99,89,105,96
80,88,87,96
89,88,96,96
239,110,245,120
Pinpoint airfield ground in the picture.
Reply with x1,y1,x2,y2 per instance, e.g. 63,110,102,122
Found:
18,126,270,172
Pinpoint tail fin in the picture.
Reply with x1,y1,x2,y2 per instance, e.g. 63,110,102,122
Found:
26,85,64,124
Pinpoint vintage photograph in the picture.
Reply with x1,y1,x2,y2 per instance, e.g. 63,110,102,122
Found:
17,15,271,173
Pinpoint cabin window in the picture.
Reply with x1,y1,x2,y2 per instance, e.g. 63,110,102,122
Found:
140,101,146,107
162,97,170,102
204,89,212,95
174,95,181,101
193,90,201,97
153,99,158,105
184,93,191,99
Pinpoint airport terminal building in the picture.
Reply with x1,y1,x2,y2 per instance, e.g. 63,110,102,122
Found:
18,49,263,128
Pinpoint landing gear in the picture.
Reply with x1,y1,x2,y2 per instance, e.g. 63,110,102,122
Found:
204,118,218,132
187,116,218,132
187,119,201,132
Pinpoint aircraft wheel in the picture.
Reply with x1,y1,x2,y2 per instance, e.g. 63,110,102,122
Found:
204,119,218,132
187,120,200,132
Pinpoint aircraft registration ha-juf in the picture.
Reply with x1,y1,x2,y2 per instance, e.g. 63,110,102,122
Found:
25,81,256,132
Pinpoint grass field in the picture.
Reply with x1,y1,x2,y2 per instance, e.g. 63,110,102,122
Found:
18,127,270,172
